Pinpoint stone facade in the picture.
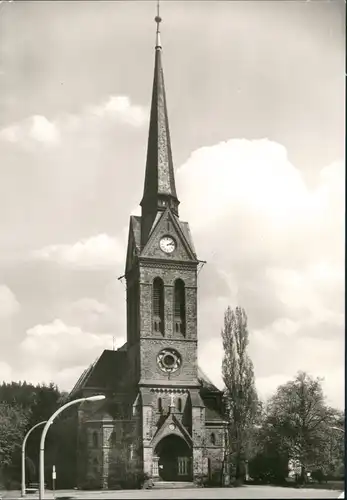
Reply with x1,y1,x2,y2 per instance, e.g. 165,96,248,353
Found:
69,16,226,489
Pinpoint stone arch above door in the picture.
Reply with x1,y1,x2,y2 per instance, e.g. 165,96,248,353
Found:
151,419,192,451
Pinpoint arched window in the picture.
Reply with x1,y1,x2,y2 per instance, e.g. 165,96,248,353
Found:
153,278,164,334
92,431,98,448
158,397,163,412
110,431,117,447
174,279,186,335
177,398,182,412
210,433,216,445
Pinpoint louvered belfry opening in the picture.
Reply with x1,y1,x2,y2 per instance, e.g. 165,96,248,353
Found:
174,279,186,336
153,277,164,335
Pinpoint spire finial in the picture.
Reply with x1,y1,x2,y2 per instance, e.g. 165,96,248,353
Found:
155,0,162,49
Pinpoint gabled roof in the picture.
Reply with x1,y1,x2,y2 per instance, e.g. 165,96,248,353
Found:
130,215,142,252
69,347,128,398
198,366,221,393
176,219,197,256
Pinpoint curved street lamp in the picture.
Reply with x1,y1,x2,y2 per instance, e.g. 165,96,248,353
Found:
39,395,105,500
330,426,345,434
21,421,48,497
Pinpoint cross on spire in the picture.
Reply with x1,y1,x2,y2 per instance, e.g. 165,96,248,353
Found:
155,0,162,49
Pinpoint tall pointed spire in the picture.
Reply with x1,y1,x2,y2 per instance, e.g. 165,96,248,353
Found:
140,2,179,244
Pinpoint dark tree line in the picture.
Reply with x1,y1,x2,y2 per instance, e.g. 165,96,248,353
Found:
0,382,77,490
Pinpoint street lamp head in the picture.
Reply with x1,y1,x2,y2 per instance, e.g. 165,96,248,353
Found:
85,395,105,402
330,426,345,433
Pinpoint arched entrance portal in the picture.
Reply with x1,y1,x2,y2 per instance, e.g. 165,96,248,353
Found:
155,434,192,481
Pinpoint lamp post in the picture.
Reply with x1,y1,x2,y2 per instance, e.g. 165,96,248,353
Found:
330,426,345,434
21,421,47,497
39,395,105,500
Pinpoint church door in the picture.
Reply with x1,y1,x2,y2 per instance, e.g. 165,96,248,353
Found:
155,435,192,481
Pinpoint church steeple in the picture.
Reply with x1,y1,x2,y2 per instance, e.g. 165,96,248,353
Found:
140,3,180,245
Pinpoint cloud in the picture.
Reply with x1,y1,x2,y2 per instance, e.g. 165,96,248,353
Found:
0,115,60,146
0,95,147,147
32,234,125,269
178,139,344,408
64,297,119,334
86,95,147,127
15,318,126,389
1,138,343,408
20,319,114,369
0,285,20,319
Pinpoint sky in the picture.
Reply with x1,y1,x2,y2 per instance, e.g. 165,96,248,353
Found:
0,0,345,409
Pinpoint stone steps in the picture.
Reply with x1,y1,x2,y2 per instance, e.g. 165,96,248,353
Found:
154,481,195,489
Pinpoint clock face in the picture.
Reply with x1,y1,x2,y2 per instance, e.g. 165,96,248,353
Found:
160,236,176,254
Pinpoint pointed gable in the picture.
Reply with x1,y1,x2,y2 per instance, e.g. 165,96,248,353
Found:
141,207,197,262
151,409,193,449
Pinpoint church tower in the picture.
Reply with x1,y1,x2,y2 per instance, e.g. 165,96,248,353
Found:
124,9,208,480
125,11,200,391
72,6,225,489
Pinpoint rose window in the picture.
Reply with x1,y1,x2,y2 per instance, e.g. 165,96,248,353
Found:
157,348,182,373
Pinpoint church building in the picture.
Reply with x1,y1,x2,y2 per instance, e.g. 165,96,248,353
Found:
69,10,226,489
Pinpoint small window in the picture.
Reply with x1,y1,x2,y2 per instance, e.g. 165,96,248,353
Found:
110,431,117,447
210,433,216,445
92,431,98,448
177,398,182,412
158,397,163,412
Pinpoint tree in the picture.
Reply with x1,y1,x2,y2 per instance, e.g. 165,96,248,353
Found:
0,381,63,487
221,306,258,483
0,402,30,487
312,408,345,480
264,371,338,482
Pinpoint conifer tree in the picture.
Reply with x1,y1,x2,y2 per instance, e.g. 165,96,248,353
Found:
221,306,258,482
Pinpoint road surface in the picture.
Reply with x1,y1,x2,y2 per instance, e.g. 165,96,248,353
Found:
0,485,343,499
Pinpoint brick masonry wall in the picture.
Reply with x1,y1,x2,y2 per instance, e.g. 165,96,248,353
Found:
143,446,153,475
139,264,197,341
140,338,198,383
